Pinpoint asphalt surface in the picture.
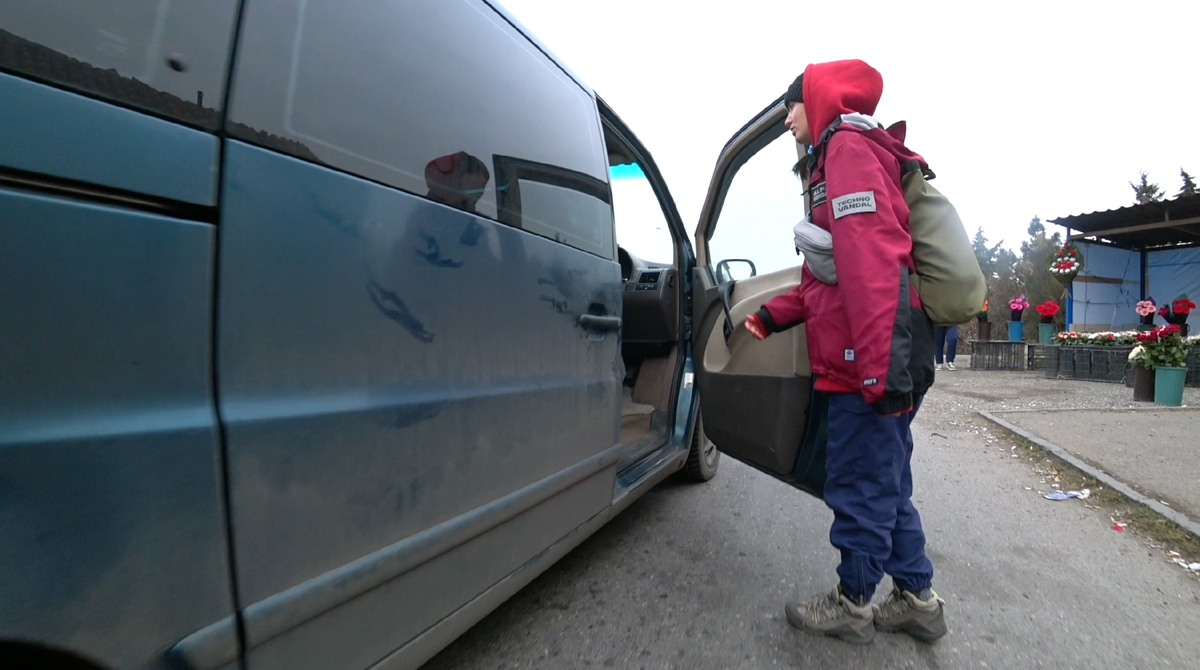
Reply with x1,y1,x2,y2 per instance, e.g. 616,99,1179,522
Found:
424,373,1200,669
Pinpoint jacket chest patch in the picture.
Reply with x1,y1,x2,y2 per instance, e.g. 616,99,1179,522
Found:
810,182,827,207
832,191,877,219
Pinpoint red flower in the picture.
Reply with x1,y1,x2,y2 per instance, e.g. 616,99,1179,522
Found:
1159,306,1170,317
1172,298,1196,315
1034,301,1061,317
1140,324,1182,342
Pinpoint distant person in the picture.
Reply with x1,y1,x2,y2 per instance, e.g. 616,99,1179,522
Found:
934,325,959,371
743,60,946,645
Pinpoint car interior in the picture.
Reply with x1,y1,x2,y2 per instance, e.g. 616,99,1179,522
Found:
603,126,684,469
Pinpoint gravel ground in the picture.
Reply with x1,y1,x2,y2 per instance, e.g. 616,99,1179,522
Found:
424,370,1200,670
939,360,1200,412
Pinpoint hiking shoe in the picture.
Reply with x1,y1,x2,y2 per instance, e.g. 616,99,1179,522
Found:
873,587,947,642
785,586,875,645
945,362,956,371
935,363,943,371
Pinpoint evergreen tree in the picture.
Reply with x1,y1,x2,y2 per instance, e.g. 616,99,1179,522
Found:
1178,168,1197,198
1130,170,1164,204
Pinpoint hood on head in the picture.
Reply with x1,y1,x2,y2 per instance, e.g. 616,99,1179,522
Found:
802,59,884,144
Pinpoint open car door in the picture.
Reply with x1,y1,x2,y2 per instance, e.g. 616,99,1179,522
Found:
690,97,828,497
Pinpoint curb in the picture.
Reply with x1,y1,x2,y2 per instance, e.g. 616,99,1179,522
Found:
978,410,1200,541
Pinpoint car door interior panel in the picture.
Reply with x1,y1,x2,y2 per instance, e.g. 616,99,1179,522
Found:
694,266,812,475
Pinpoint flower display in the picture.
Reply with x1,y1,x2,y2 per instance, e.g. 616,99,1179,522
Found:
1049,243,1084,284
1158,295,1195,334
1136,324,1190,368
1009,295,1029,321
1034,301,1060,323
1054,330,1139,346
1127,344,1150,370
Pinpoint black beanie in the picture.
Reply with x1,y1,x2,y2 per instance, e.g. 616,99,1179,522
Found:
784,74,803,105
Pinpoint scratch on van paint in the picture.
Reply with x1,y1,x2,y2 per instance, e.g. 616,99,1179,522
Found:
395,471,427,512
459,219,485,247
367,277,434,343
537,265,588,303
390,402,447,429
415,231,464,268
299,185,359,238
539,295,571,316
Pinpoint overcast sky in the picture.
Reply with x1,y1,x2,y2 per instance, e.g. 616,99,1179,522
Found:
501,0,1200,268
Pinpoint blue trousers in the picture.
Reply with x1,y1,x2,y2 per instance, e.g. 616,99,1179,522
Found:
824,392,934,602
934,325,958,364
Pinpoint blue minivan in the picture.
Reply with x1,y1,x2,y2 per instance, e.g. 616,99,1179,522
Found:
0,2,819,669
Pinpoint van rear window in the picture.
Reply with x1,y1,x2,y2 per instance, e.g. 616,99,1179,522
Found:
0,0,240,129
225,0,615,259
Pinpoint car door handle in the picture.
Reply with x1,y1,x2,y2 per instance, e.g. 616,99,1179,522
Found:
578,314,622,332
720,281,736,345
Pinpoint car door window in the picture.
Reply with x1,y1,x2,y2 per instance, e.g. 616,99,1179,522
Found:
611,162,675,264
707,131,807,277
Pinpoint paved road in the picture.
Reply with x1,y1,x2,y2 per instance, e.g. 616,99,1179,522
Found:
425,375,1200,669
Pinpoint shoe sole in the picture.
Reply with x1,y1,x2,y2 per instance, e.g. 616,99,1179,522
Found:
875,618,948,643
785,605,876,645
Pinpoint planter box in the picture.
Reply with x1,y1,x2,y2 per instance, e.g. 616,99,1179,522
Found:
1027,344,1058,372
970,340,1026,371
1050,345,1132,384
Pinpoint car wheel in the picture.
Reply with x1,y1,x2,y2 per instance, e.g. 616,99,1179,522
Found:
683,410,720,482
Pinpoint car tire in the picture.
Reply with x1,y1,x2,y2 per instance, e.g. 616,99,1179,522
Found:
682,410,720,482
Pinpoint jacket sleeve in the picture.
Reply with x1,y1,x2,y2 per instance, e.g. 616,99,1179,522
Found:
760,282,806,333
824,135,914,413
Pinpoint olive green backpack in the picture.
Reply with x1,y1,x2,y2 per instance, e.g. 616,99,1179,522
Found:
899,159,987,326
795,120,986,326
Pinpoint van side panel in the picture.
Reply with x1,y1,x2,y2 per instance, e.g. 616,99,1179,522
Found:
0,189,232,669
0,72,220,205
215,141,621,668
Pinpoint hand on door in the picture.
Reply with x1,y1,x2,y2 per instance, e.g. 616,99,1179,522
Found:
744,314,767,340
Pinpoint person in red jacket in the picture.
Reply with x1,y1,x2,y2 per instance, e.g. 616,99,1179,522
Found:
744,60,947,645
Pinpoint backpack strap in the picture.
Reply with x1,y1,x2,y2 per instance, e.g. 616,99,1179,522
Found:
817,117,844,148
900,158,936,181
806,116,845,170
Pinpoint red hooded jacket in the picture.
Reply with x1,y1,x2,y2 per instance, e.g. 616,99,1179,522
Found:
756,60,935,415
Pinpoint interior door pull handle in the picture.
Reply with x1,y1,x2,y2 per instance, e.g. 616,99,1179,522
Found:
579,314,622,331
720,281,736,345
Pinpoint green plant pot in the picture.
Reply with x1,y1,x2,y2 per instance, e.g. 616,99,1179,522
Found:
1038,323,1054,345
1154,366,1187,407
